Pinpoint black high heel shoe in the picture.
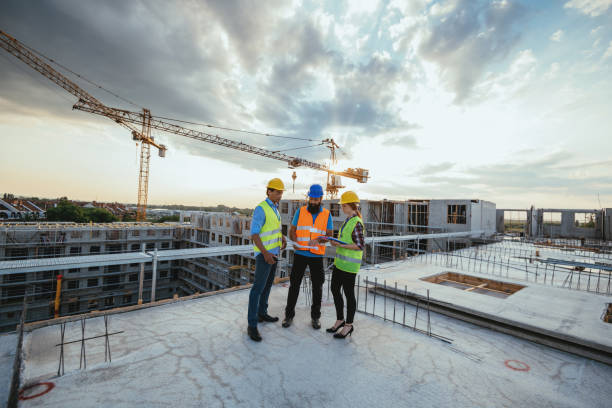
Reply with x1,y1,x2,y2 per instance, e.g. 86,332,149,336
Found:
326,321,345,333
333,325,354,339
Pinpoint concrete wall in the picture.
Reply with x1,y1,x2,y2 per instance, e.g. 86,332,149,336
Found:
535,209,603,239
605,209,612,241
483,201,497,235
497,207,610,240
496,210,505,233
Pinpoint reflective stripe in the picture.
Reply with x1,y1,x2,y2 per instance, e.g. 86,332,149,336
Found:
297,226,325,234
259,228,281,237
335,253,361,264
261,237,282,245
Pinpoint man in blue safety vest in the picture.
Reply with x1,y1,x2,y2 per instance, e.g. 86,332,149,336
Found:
247,178,287,342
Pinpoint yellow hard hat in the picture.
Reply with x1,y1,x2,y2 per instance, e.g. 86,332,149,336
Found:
339,191,359,204
266,178,285,191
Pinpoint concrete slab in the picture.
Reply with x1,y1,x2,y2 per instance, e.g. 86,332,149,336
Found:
17,280,612,408
0,332,17,408
360,260,612,356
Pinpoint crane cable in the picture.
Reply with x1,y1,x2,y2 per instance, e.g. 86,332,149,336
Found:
272,142,326,153
153,116,321,142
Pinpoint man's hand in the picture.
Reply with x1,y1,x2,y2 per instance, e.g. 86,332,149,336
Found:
308,236,326,246
281,236,287,251
263,250,277,265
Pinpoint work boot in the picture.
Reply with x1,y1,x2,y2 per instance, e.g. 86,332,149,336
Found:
282,317,293,328
311,318,321,330
258,313,279,323
247,326,262,342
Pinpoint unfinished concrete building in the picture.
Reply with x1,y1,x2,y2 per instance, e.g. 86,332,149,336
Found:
0,199,495,332
279,198,496,264
0,211,275,333
0,222,178,332
176,211,258,291
496,207,612,241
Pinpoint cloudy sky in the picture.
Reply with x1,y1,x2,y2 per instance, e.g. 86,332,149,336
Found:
1,0,611,209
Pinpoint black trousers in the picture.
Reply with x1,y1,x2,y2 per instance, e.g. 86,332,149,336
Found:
331,266,357,324
284,253,325,320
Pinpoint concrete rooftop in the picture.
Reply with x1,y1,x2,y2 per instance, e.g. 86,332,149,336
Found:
11,267,612,408
360,259,612,357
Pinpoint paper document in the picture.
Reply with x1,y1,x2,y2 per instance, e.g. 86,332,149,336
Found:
289,240,318,249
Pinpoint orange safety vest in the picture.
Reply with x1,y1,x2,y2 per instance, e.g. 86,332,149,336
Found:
295,206,330,255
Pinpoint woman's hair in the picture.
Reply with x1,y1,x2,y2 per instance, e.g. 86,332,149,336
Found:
346,202,362,219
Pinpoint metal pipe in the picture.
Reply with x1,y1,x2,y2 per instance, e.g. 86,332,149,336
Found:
383,279,387,321
54,274,63,318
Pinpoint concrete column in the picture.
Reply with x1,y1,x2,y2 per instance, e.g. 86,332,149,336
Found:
138,242,145,305
151,247,158,302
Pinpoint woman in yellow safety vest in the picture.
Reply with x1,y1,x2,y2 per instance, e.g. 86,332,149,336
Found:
326,191,364,339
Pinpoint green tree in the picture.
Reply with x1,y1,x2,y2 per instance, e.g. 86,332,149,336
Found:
121,213,137,222
46,200,86,222
45,200,118,223
83,207,118,223
155,215,180,223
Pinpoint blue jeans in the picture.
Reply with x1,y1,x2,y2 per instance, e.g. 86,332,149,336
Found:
247,253,278,328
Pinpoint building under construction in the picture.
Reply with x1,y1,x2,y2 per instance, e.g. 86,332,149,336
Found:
0,198,494,332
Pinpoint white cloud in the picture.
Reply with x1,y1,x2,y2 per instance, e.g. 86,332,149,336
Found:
564,0,612,17
417,0,526,103
429,0,458,16
604,40,612,58
388,15,425,53
544,62,561,79
550,29,564,42
346,0,381,16
590,25,604,35
472,49,537,101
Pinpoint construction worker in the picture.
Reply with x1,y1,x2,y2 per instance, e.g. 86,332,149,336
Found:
247,178,287,342
324,191,364,339
282,184,333,330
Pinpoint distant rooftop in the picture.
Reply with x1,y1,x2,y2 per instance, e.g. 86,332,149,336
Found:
0,222,178,230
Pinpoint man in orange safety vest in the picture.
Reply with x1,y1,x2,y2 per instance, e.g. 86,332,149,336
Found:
282,184,333,330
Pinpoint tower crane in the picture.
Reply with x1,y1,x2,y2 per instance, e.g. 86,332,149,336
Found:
1,29,369,218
